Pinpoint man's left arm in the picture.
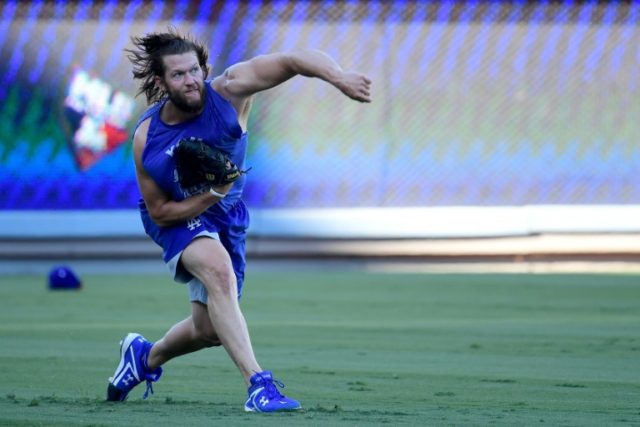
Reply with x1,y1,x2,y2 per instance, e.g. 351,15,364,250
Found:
215,49,372,104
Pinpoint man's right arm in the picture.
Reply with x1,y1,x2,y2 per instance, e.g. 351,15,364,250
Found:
133,119,230,227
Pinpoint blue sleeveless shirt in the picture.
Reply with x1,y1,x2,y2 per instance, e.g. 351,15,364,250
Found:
137,81,248,214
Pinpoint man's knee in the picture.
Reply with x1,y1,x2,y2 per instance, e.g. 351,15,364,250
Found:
200,265,237,298
182,238,237,299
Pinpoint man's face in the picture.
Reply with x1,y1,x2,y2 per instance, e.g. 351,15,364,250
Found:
159,51,205,113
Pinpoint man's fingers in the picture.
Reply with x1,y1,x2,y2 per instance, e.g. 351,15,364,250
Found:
355,90,371,103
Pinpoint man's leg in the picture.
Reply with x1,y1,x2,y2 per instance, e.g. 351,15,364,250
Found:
179,237,261,384
179,237,301,412
146,301,221,369
106,302,219,401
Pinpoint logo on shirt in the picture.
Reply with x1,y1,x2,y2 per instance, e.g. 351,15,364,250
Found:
165,144,177,157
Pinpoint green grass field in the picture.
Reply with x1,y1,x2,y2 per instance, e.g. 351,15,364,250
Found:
0,270,639,426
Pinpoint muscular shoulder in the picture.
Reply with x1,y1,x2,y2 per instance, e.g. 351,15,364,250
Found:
210,74,252,130
211,67,242,101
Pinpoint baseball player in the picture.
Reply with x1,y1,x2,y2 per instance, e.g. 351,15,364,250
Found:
106,27,371,413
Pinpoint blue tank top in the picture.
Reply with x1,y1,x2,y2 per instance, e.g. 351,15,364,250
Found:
137,81,248,214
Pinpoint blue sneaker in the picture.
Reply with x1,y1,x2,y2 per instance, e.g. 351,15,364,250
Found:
244,371,302,413
106,333,163,402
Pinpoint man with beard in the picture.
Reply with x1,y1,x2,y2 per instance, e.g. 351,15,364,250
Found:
105,28,371,413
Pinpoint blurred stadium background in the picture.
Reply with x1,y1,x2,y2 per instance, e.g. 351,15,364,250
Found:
0,0,639,274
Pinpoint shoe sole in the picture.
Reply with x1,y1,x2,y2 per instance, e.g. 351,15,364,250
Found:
244,407,302,413
244,404,302,413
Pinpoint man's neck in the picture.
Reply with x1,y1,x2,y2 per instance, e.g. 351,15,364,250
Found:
160,100,202,125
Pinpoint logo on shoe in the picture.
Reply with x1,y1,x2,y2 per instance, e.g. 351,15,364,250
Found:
112,346,141,387
123,374,136,386
259,396,269,407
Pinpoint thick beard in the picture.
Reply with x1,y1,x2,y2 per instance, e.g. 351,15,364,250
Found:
168,85,206,114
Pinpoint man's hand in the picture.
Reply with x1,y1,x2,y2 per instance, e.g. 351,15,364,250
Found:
334,71,372,103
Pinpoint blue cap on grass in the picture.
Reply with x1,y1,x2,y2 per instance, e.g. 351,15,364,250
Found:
48,265,82,290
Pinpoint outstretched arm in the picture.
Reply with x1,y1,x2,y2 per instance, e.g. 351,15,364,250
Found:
214,49,372,107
